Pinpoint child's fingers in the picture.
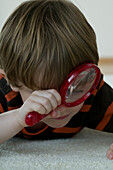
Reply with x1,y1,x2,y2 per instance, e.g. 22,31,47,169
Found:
31,102,46,114
47,89,61,105
29,96,53,114
106,144,113,160
45,90,59,109
32,90,61,110
106,150,113,160
109,144,113,151
18,89,61,127
33,90,61,105
48,89,61,105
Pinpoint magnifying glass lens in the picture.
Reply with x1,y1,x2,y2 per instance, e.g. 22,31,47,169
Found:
65,68,96,103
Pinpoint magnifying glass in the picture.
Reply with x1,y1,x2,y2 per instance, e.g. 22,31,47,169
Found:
25,63,101,126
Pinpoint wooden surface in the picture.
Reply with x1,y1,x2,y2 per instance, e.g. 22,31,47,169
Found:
98,58,113,74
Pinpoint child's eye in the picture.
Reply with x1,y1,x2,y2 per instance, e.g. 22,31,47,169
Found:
74,90,83,94
72,90,83,96
66,88,83,96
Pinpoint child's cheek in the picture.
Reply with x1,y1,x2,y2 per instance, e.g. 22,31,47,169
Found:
50,102,84,119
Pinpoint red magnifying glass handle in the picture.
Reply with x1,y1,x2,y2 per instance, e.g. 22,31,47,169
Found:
25,112,46,126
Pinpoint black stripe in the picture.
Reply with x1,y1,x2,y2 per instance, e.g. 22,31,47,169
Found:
0,90,8,112
0,77,11,95
103,115,113,133
84,82,113,129
7,93,23,107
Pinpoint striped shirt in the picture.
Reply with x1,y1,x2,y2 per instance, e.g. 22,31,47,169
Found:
0,74,113,139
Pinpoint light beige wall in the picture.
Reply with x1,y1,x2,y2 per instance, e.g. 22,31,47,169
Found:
71,0,113,58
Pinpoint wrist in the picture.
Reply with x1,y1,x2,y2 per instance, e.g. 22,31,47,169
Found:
16,108,28,128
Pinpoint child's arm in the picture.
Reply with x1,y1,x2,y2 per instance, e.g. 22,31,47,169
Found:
0,89,61,144
0,109,24,144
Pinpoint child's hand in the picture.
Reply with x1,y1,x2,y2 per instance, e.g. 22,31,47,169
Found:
17,89,61,127
106,143,113,160
41,102,84,128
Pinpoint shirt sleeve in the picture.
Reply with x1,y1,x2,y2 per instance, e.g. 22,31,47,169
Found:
84,82,113,133
0,89,8,113
0,102,4,113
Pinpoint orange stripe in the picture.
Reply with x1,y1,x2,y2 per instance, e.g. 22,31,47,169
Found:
80,105,91,112
92,79,104,96
52,126,82,133
0,74,2,80
0,103,4,113
99,80,104,90
21,125,48,136
5,91,18,102
0,73,5,79
96,102,113,131
8,106,20,111
92,89,97,96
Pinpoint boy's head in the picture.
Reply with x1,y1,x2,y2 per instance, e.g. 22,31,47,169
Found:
0,0,99,91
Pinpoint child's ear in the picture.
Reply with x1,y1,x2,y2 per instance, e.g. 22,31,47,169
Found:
10,85,20,92
0,69,5,76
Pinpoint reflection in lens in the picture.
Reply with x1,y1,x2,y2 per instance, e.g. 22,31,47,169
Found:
65,68,96,103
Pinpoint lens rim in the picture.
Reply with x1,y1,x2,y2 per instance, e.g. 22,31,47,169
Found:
59,63,101,107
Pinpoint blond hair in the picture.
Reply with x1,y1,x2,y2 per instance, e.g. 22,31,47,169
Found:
0,0,99,90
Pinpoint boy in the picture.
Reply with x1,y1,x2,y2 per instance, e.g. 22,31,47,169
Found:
0,0,113,160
